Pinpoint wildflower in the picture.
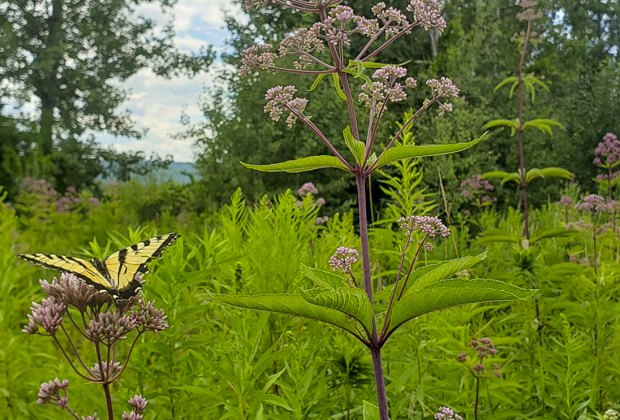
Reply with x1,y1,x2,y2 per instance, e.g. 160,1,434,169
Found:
407,0,447,31
426,77,460,99
130,300,169,333
315,197,326,206
264,86,309,127
559,195,573,207
86,312,137,344
470,337,498,358
594,132,620,166
89,361,123,382
40,274,103,311
359,66,411,108
24,296,67,335
278,27,325,69
298,182,319,196
354,16,380,37
329,247,359,273
128,395,148,413
604,409,620,420
314,216,329,225
434,406,463,420
37,378,69,405
398,215,451,238
575,194,613,213
240,44,277,76
456,351,468,362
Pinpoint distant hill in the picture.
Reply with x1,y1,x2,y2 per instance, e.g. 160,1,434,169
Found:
132,162,197,184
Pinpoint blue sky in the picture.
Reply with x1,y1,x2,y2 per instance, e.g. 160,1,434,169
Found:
97,1,244,162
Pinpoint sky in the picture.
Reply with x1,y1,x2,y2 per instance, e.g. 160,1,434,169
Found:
97,0,244,163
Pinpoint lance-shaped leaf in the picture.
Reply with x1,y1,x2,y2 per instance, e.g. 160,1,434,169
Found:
477,229,520,245
301,287,374,333
375,132,489,169
241,156,350,173
406,253,487,295
388,279,535,335
493,76,518,93
300,264,349,289
522,118,564,137
481,170,520,185
213,293,363,338
530,227,575,245
343,126,366,165
483,119,519,136
362,401,380,420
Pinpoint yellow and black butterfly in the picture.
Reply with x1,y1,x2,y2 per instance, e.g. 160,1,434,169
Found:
18,233,180,299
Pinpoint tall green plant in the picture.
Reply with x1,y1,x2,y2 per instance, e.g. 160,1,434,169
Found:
481,0,572,241
212,2,535,418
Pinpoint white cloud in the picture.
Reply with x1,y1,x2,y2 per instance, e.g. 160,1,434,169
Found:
96,0,245,162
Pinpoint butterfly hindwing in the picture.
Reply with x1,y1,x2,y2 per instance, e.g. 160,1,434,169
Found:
103,233,180,291
17,253,113,290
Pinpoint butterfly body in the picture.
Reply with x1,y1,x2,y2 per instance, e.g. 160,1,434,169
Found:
19,233,180,299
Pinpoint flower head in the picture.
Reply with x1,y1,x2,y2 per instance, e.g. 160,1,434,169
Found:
359,66,412,107
329,247,359,273
575,194,615,214
434,406,463,420
24,296,67,335
279,27,325,69
594,132,620,166
86,312,137,344
240,44,277,76
470,337,498,358
40,273,104,311
426,77,460,99
264,86,309,128
297,182,319,196
130,300,169,333
398,215,451,238
89,361,123,382
37,378,69,406
407,0,447,32
559,195,574,207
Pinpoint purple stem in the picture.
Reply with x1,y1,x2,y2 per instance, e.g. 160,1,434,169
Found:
371,348,389,420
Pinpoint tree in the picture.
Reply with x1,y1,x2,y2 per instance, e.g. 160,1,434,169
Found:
0,0,213,175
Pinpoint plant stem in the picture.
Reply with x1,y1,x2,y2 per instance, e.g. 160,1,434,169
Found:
102,382,114,420
517,19,532,240
95,343,114,419
356,174,373,302
371,348,389,420
474,371,481,420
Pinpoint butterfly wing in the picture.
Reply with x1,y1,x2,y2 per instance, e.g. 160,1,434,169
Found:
103,233,180,293
17,253,113,290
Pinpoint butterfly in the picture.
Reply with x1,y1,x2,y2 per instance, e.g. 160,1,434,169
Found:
18,233,180,299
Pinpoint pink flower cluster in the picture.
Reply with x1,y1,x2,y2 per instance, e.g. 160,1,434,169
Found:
240,44,277,76
434,406,463,420
398,215,451,238
329,246,359,273
407,0,447,31
575,194,617,214
264,86,309,127
460,175,495,204
594,132,620,166
359,66,417,108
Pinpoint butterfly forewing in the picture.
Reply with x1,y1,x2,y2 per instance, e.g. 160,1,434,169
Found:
17,254,113,290
103,233,180,291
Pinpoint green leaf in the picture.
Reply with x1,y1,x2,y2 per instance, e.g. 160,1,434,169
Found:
525,75,550,92
343,126,366,165
241,156,349,173
477,229,520,245
375,132,489,169
481,170,510,179
309,73,327,92
213,293,361,337
301,287,374,333
483,119,519,136
538,167,574,180
522,118,565,137
530,228,575,245
389,279,536,333
362,401,380,420
493,76,518,92
332,73,347,101
407,253,487,295
300,264,349,288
